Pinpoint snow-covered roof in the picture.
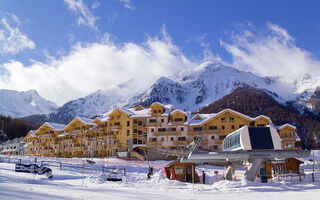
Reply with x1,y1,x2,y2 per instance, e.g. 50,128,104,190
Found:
75,117,95,125
253,115,271,121
188,113,217,126
128,108,151,118
275,124,296,130
162,104,174,116
58,132,67,137
45,122,66,131
170,109,188,116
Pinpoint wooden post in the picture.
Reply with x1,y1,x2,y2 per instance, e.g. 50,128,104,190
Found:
192,165,194,184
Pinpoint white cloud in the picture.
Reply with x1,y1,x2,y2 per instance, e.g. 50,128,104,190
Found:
119,0,135,10
64,0,98,31
221,23,320,92
91,1,100,9
0,14,35,54
0,27,195,105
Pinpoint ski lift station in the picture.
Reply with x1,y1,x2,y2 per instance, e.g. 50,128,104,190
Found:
181,125,310,182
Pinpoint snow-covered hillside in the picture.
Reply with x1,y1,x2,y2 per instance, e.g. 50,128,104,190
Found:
47,88,134,123
134,62,297,110
0,89,57,117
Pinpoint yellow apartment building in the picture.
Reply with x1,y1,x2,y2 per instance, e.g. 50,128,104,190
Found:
24,102,302,158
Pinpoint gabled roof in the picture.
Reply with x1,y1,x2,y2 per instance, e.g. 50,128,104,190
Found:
150,102,174,116
74,117,95,125
170,109,188,117
188,113,217,126
128,108,151,118
253,115,271,121
275,123,296,130
45,122,66,131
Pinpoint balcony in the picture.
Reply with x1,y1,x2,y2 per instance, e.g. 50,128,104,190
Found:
72,146,82,151
146,122,161,127
173,141,188,146
110,125,121,131
146,141,161,146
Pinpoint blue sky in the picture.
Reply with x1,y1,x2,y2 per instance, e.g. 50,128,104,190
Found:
0,0,320,105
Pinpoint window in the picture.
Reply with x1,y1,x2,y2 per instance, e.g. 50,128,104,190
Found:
178,137,186,141
151,128,154,132
193,127,202,131
127,130,130,136
117,115,121,119
239,125,244,128
149,138,156,142
127,121,130,127
158,128,166,132
222,125,225,130
158,110,162,113
149,119,156,123
133,138,137,144
138,121,142,125
221,117,226,122
181,127,184,131
161,137,165,142
138,140,143,144
211,135,215,140
231,125,235,129
174,166,183,175
133,119,137,124
161,119,164,123
114,122,120,126
138,130,142,135
229,117,234,122
174,118,183,122
219,135,226,140
153,110,156,114
170,137,174,141
133,129,137,134
170,128,176,132
209,126,217,130
194,136,198,141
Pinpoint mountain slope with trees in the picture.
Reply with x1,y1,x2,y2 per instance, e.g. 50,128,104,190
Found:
196,86,320,149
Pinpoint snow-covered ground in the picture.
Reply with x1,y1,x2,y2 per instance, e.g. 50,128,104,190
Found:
0,156,320,200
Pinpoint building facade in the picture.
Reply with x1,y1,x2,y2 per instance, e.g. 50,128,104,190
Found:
0,137,25,155
24,102,302,158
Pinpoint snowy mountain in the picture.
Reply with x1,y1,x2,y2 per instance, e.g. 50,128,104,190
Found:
22,62,318,124
133,62,297,110
0,89,58,117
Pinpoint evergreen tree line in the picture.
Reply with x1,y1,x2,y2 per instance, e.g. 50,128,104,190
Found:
0,115,38,143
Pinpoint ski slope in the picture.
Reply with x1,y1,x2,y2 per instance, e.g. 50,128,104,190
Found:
0,156,320,200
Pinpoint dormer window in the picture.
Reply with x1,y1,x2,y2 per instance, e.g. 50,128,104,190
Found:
174,118,183,122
